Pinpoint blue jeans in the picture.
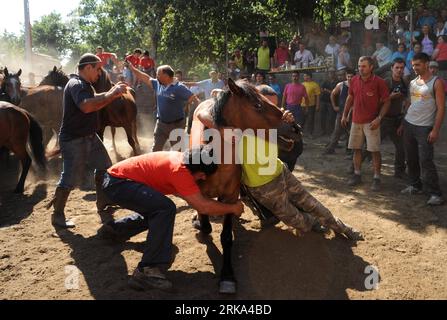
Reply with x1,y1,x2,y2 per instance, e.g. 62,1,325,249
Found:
58,134,112,190
403,120,442,196
102,173,177,268
286,105,304,126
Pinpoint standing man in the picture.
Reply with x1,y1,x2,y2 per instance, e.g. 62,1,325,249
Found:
95,46,120,74
99,146,244,291
125,49,142,88
320,68,338,136
301,72,321,139
274,40,291,67
342,56,390,191
383,58,408,179
183,70,225,100
294,43,314,67
401,53,445,205
128,63,200,152
323,68,355,155
256,39,272,73
282,71,309,126
140,50,156,78
46,54,128,229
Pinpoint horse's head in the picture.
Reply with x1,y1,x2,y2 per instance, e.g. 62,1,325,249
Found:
92,68,112,93
39,66,69,87
1,67,22,105
213,79,283,131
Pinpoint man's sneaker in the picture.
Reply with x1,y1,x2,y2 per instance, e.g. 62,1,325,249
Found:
128,267,173,292
401,186,423,195
371,178,381,192
348,174,362,186
427,195,444,206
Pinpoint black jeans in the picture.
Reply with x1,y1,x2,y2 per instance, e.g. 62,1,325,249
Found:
303,106,316,136
279,140,303,172
381,117,406,174
102,173,177,268
403,120,442,196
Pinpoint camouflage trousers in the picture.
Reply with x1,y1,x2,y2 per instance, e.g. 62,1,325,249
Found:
247,164,355,236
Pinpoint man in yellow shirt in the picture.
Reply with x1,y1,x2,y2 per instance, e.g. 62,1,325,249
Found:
197,86,363,240
256,39,272,73
301,72,321,138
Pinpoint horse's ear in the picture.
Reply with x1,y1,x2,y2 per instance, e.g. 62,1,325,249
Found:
53,66,57,72
228,78,242,96
17,69,22,77
4,67,9,77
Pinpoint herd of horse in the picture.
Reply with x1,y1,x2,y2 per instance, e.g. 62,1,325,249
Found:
1,65,288,294
0,66,139,193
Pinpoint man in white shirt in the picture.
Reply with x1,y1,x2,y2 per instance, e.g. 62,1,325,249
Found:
183,70,225,99
294,43,314,67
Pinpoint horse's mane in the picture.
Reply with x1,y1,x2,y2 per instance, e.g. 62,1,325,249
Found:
39,67,69,87
211,80,261,127
93,68,112,93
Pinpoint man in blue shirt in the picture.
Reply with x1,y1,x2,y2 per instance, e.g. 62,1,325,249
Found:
129,63,200,152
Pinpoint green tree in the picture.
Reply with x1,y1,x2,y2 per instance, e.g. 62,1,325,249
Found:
32,12,75,58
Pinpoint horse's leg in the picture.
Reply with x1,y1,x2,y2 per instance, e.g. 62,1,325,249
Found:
42,126,52,150
131,119,141,154
10,144,32,194
192,213,212,235
219,211,236,294
123,125,138,156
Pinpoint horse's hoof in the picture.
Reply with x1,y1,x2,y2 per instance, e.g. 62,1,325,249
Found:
13,188,24,194
219,281,237,294
192,216,212,235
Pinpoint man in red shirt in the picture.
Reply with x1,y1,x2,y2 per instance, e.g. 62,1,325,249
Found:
95,46,119,73
140,50,156,77
124,49,142,87
342,56,390,191
274,40,291,67
99,145,244,292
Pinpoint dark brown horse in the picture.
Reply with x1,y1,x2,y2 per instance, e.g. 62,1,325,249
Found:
0,102,46,193
93,68,140,155
190,79,283,294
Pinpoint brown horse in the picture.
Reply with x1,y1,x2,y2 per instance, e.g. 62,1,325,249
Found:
1,66,65,148
93,68,141,155
0,102,46,193
190,79,283,294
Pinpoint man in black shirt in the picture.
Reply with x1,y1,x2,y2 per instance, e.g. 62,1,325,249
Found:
383,58,408,178
47,54,127,229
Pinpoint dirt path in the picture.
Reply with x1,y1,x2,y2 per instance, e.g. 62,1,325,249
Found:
1,130,446,300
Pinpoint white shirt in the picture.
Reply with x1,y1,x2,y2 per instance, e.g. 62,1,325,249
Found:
197,79,225,99
294,49,314,65
325,43,340,56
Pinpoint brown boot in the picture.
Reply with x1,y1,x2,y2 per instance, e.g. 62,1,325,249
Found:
95,171,114,224
46,187,75,229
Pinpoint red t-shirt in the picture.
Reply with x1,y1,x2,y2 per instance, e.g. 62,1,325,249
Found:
97,53,114,67
140,56,155,69
435,43,447,61
107,152,200,197
349,75,390,124
126,55,141,67
275,47,290,66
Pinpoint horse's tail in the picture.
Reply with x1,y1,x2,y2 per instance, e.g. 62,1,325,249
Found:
27,113,47,170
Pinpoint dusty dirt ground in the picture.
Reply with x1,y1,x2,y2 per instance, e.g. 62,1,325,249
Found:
1,127,446,300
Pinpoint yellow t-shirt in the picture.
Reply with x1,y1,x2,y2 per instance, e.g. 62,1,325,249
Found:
257,47,271,71
238,134,283,188
302,81,321,107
